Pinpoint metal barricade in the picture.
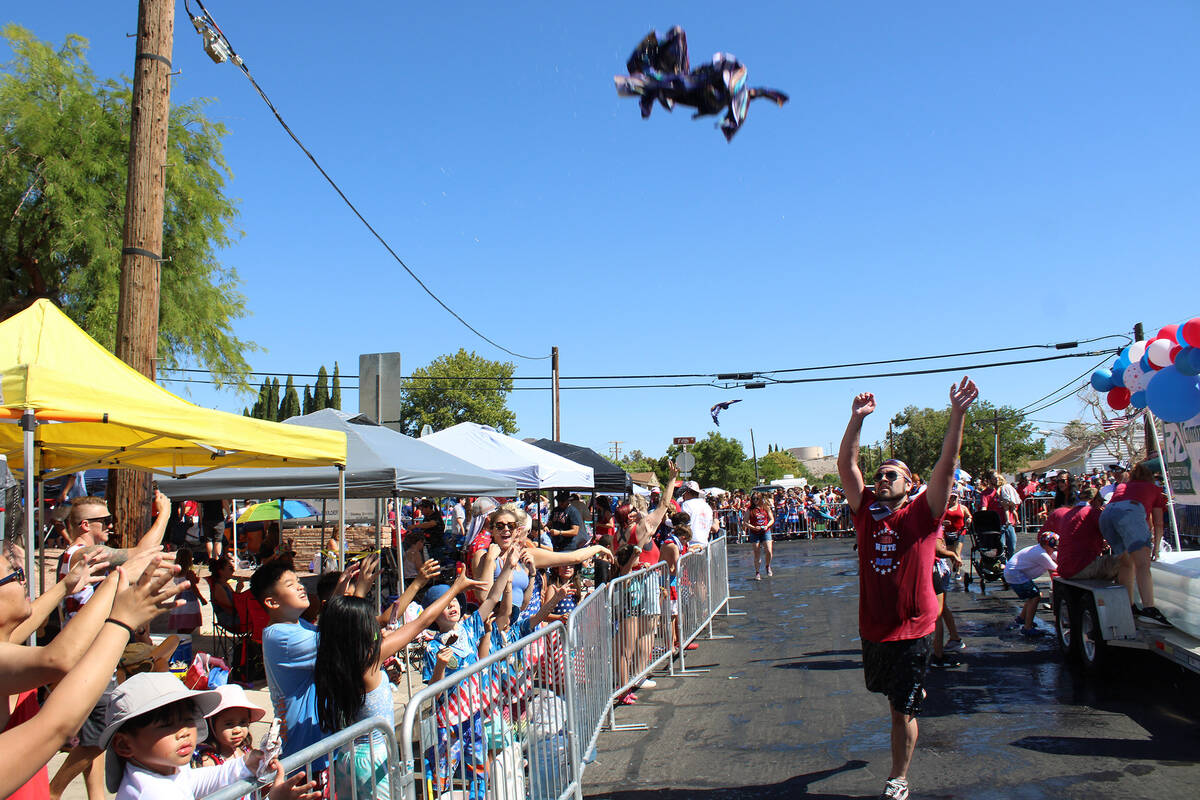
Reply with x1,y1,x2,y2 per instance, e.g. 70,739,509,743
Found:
201,717,403,800
564,583,612,763
1020,496,1051,532
398,621,579,800
604,562,673,730
708,534,731,619
675,549,710,673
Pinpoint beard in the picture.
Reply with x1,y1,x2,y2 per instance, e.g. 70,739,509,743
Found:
875,483,909,502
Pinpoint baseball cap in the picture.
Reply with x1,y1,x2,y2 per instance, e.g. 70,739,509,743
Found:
101,672,222,792
682,481,702,494
423,583,453,605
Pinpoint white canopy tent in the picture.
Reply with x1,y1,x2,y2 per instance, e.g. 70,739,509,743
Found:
421,423,594,489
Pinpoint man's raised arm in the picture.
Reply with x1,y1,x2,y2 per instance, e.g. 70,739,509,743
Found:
926,377,979,518
838,393,876,514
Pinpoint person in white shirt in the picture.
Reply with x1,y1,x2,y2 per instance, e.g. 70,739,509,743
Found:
679,481,715,549
1002,532,1059,637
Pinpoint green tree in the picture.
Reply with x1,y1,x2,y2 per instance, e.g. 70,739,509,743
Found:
0,26,254,385
313,366,330,411
758,450,814,484
396,349,516,436
888,400,1045,478
279,375,300,420
302,384,313,415
331,361,342,410
264,378,280,422
618,454,671,489
667,432,755,490
248,379,270,419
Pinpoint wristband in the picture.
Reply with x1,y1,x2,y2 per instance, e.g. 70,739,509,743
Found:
105,618,136,636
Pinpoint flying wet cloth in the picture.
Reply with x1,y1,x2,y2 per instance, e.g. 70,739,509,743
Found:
710,399,743,426
615,26,788,141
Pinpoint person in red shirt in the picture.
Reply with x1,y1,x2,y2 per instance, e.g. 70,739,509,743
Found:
838,376,978,800
1098,463,1170,626
940,491,971,585
1056,487,1124,584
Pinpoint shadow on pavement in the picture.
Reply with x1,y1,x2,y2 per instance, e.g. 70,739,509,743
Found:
586,759,872,800
1011,734,1197,762
774,659,862,672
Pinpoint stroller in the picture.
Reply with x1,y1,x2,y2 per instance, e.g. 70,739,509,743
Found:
965,509,1007,593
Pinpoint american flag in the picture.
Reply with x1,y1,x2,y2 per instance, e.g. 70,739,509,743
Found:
1102,416,1135,432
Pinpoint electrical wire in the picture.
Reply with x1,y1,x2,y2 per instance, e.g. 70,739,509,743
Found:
160,333,1129,383
185,0,549,362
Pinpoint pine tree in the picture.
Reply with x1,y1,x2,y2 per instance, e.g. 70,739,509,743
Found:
250,379,270,419
266,378,280,421
314,366,330,411
331,361,342,410
303,384,313,415
280,376,300,420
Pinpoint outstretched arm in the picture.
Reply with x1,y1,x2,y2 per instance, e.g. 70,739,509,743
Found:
73,491,172,568
838,393,876,514
926,377,979,518
638,463,680,544
378,571,489,661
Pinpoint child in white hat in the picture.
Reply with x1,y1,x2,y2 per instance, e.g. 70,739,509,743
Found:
195,684,267,768
100,673,315,800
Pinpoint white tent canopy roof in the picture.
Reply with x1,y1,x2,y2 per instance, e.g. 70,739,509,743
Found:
421,423,594,489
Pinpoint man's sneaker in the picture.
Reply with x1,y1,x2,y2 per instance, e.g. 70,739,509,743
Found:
944,638,966,652
766,567,774,577
1009,615,1025,630
1135,606,1174,627
1020,626,1045,638
880,777,909,800
753,572,762,581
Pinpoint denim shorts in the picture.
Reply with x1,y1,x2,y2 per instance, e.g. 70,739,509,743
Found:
1099,500,1152,556
1009,580,1041,601
748,530,771,544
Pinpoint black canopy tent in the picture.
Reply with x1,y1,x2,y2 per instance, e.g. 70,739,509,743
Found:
528,439,631,494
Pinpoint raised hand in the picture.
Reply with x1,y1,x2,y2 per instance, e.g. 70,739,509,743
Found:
110,555,184,629
851,392,876,418
417,559,440,583
452,573,490,595
667,461,680,480
66,550,110,594
949,377,979,414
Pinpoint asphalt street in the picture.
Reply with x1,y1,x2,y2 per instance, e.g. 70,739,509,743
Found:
583,537,1200,799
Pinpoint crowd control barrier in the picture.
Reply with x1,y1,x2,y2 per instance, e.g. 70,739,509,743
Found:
605,562,673,730
1019,496,1052,532
202,717,404,800
202,540,733,800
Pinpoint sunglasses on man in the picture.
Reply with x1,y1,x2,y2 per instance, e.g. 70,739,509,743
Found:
82,514,114,526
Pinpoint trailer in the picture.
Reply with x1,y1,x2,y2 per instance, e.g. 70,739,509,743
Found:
1052,575,1200,675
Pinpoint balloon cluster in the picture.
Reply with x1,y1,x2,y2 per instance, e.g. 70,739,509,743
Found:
1090,319,1200,423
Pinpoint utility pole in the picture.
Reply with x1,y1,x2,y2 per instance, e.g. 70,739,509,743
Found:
111,0,175,547
750,428,760,484
609,441,624,462
887,421,894,458
1133,321,1152,460
551,346,560,441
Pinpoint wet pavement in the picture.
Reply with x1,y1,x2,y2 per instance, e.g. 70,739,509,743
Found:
583,538,1200,799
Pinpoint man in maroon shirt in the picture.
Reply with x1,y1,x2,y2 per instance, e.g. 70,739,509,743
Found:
838,377,978,800
1056,487,1124,583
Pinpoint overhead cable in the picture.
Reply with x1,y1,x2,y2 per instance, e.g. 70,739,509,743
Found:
185,0,548,361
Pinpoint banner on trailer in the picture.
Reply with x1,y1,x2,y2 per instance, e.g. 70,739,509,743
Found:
1162,411,1200,504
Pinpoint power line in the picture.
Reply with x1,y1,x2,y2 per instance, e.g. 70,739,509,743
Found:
161,333,1128,383
185,0,549,362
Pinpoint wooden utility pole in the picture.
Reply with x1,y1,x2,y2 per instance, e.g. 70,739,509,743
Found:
551,346,561,441
111,0,175,546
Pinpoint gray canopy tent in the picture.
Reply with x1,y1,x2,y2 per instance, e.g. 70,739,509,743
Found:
528,439,631,494
160,409,518,569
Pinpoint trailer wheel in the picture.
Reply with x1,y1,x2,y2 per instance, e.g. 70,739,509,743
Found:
1079,601,1109,673
1054,589,1079,661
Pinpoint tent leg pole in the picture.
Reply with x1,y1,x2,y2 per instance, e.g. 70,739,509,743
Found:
36,474,45,597
338,467,346,571
22,412,37,645
395,491,413,701
375,498,382,606
320,499,327,572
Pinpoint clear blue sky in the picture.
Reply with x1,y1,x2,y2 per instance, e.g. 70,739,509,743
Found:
9,2,1200,464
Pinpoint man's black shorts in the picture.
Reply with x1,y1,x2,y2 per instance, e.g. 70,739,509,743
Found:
931,567,945,596
861,634,933,716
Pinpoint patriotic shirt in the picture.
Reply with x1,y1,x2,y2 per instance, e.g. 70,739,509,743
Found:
853,488,944,643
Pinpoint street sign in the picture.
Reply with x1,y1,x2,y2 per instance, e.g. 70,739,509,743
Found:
674,452,696,473
673,436,696,446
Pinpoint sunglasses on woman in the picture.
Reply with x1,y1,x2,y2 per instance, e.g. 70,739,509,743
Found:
0,566,26,589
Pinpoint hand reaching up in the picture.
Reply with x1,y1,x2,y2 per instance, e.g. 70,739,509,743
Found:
265,759,320,800
949,377,979,414
109,555,184,630
66,550,109,594
851,392,876,419
416,559,440,583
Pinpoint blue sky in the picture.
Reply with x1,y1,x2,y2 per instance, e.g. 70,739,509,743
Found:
8,2,1199,464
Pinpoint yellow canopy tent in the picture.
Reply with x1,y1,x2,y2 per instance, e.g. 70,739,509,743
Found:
1,300,348,600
